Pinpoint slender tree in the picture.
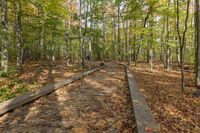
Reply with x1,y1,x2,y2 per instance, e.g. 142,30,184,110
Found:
16,0,23,69
195,0,200,94
117,2,121,61
176,0,191,91
1,0,8,73
78,0,85,66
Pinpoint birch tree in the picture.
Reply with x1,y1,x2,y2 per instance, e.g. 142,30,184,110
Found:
1,0,8,73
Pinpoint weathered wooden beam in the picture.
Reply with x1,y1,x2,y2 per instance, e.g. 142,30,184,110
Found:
0,65,105,115
125,65,160,133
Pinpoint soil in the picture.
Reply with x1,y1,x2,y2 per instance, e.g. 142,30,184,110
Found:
0,63,135,133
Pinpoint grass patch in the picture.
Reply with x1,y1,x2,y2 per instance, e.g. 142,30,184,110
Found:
0,86,16,102
15,86,29,94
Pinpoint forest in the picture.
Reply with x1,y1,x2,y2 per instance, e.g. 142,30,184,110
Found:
0,0,200,132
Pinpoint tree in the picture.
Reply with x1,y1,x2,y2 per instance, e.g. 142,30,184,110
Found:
195,0,200,95
117,0,121,61
1,0,8,73
16,0,23,69
78,0,85,66
176,0,191,91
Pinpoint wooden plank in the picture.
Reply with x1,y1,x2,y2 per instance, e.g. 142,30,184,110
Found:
125,65,160,133
0,65,105,115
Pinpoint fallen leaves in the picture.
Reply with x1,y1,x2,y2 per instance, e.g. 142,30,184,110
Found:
0,63,135,132
132,63,200,133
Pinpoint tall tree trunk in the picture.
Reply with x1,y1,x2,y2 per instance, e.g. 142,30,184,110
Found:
13,0,17,50
195,0,200,91
40,8,45,60
129,20,133,63
79,0,84,66
113,18,117,62
160,17,165,64
176,0,190,91
1,0,8,73
88,2,93,69
51,26,56,64
117,3,121,61
102,7,106,61
135,11,151,66
149,20,154,71
123,21,128,64
17,0,23,69
166,0,172,71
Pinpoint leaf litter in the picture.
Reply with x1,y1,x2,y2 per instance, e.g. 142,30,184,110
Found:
0,63,135,133
131,63,200,133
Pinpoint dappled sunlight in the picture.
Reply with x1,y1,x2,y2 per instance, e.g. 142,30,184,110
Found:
0,62,87,102
0,63,135,132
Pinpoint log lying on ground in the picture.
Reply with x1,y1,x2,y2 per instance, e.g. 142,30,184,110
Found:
125,65,160,133
0,65,105,115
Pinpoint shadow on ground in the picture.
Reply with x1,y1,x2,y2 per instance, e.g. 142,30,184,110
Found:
0,63,135,133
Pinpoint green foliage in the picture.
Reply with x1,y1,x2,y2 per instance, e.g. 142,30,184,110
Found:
15,86,29,94
0,86,16,102
0,71,7,78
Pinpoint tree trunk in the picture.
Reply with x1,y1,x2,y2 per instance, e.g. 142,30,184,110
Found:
51,26,56,64
166,0,172,71
117,3,121,61
123,21,128,64
79,0,84,67
40,9,45,60
17,0,23,69
135,11,151,66
176,0,190,91
195,0,200,89
160,17,165,64
1,0,8,73
113,18,117,62
149,20,154,71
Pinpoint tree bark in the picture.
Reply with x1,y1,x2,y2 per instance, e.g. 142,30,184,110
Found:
113,17,117,62
1,0,8,73
79,0,84,66
117,3,121,61
17,0,23,69
123,20,128,64
40,8,45,60
176,0,190,91
195,0,200,89
135,11,151,66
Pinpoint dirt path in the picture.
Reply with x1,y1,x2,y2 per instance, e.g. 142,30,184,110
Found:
0,63,135,133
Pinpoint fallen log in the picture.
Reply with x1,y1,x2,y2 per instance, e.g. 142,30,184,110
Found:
125,64,160,133
0,65,105,115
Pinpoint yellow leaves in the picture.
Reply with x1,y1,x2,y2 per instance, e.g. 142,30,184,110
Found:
25,2,38,16
71,127,88,133
95,119,108,129
113,121,123,129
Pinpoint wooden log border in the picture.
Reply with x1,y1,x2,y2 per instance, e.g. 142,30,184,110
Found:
119,63,160,133
0,65,105,115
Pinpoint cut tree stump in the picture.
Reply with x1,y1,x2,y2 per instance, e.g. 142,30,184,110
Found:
0,65,105,115
125,65,160,133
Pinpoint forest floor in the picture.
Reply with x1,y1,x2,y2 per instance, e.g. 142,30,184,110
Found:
130,63,200,133
0,63,135,133
0,61,95,102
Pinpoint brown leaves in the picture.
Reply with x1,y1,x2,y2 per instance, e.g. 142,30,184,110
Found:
192,127,200,133
0,63,135,132
132,63,200,133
